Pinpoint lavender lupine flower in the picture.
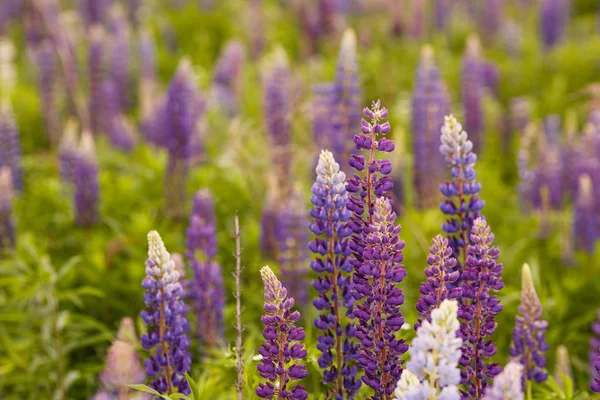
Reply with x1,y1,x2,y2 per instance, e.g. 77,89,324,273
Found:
309,150,360,397
394,300,462,400
74,133,100,226
415,235,461,330
277,188,310,307
101,78,135,151
573,174,598,253
461,37,485,153
480,0,503,39
410,0,425,39
0,167,15,251
35,40,60,147
141,231,191,396
439,115,484,276
80,0,110,28
412,46,449,209
109,17,131,112
164,59,197,218
186,190,224,349
99,317,146,396
540,0,568,49
435,0,451,31
459,218,504,399
88,26,106,136
256,266,308,399
260,179,283,260
590,310,600,392
482,361,523,400
313,83,337,153
510,263,549,383
353,197,408,399
263,48,292,185
332,29,361,165
211,40,245,116
0,105,22,191
59,120,78,186
0,37,16,103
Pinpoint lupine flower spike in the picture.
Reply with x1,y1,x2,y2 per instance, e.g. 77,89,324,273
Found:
540,0,568,49
211,40,245,116
573,174,598,253
510,263,549,383
99,317,146,397
590,309,600,393
278,187,310,306
482,361,524,400
415,235,461,330
0,103,22,191
186,190,224,349
0,37,16,105
554,345,573,390
256,266,308,399
59,120,79,186
412,46,449,209
459,218,504,399
347,100,405,399
309,150,360,397
164,59,197,219
88,25,105,135
394,300,462,400
74,132,99,226
0,167,15,251
439,115,484,277
141,231,191,395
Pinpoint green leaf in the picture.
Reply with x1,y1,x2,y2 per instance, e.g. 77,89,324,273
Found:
185,372,200,400
129,384,162,396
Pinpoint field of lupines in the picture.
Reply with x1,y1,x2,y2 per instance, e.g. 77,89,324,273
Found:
1,0,600,399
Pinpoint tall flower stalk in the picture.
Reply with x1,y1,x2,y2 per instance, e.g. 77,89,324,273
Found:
347,100,404,399
394,300,462,400
35,40,60,146
0,103,22,191
0,167,15,251
256,266,308,399
412,46,449,209
141,231,191,395
73,133,99,226
186,190,224,349
510,263,549,383
459,218,504,399
415,235,461,330
439,115,484,277
310,150,360,398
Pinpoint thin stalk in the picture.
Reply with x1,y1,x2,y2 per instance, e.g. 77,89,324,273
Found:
232,215,245,400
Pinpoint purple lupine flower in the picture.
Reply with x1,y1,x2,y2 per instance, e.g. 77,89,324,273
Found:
332,29,361,166
59,121,79,186
186,189,224,349
164,60,197,218
0,105,22,191
415,235,461,330
312,83,337,154
88,25,107,136
412,46,449,209
590,309,600,392
141,231,191,396
73,133,100,226
0,0,24,34
277,188,310,307
410,0,425,39
263,48,292,183
80,0,110,28
109,17,131,112
248,0,264,59
482,361,523,400
480,0,503,39
439,115,484,277
139,29,157,84
127,0,140,27
573,174,598,253
211,40,245,116
256,266,308,399
99,317,146,395
138,30,158,143
34,40,60,147
540,0,568,49
171,253,191,300
435,0,451,31
310,150,361,398
0,167,15,251
101,78,135,151
461,37,485,154
510,263,549,383
353,197,408,398
458,217,504,399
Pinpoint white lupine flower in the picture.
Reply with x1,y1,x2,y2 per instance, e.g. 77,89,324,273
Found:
395,300,462,400
147,230,179,283
482,361,524,400
315,149,347,195
439,115,473,161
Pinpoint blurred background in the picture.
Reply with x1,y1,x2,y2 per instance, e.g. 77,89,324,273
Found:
0,0,599,398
